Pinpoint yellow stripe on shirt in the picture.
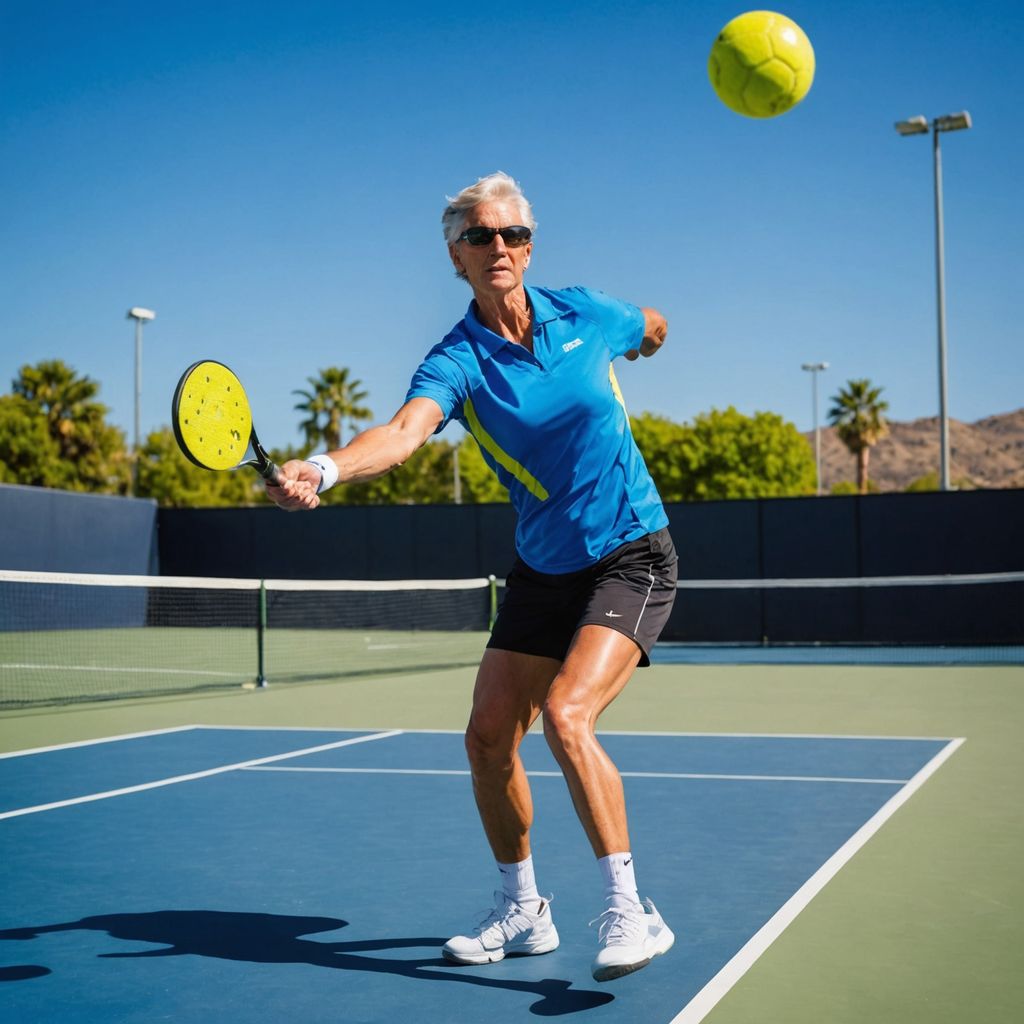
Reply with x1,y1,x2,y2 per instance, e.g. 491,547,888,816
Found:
464,398,549,501
609,365,628,413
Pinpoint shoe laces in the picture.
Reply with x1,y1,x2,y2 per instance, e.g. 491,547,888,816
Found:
474,891,545,944
589,902,646,947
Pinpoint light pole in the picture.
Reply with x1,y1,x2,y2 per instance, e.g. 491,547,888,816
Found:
126,307,156,495
801,362,829,495
894,110,971,492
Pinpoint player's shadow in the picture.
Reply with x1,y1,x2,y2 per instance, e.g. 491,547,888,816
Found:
0,910,614,1016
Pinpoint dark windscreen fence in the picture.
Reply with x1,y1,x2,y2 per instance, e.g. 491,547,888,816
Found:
0,571,495,708
667,571,1024,647
265,579,492,632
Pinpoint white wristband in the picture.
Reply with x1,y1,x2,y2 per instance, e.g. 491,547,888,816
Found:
305,454,339,494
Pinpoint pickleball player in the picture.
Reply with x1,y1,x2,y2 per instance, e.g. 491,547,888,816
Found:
267,171,678,982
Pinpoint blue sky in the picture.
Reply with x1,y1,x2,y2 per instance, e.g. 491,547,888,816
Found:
2,0,1021,452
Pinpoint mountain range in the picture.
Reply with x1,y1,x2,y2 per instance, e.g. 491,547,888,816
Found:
806,408,1024,492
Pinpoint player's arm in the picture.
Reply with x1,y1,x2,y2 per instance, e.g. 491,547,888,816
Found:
624,307,668,361
267,397,444,511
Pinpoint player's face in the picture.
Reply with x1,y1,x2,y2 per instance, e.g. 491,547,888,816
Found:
449,200,532,299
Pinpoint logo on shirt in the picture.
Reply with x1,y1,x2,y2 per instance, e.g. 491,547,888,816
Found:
605,610,622,618
562,338,584,353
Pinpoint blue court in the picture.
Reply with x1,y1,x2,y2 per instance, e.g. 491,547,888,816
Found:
0,727,960,1023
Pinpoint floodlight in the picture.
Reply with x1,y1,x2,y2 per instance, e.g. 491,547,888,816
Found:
893,109,973,490
894,115,929,136
126,306,157,495
801,362,829,496
934,112,971,133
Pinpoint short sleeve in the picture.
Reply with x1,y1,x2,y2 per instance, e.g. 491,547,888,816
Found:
564,286,645,358
405,348,467,433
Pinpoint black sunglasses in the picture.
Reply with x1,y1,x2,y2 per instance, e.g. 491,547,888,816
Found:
457,225,532,247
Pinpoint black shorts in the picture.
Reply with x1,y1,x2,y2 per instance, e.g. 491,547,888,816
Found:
487,527,678,667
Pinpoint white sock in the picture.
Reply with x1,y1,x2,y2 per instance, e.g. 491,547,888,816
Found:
598,852,640,909
497,856,541,909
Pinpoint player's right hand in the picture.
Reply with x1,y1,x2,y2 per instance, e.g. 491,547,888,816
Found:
266,459,323,511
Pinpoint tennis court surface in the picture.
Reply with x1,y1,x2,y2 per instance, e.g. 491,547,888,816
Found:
1,559,1022,1024
0,723,965,1023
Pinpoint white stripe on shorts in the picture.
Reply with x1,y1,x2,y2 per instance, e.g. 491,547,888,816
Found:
632,569,656,635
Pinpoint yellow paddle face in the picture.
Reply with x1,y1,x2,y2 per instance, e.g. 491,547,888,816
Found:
172,361,253,470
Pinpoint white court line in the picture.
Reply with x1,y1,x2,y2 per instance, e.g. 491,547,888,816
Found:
199,725,957,742
0,725,201,760
623,771,908,785
594,729,959,742
244,766,909,786
1,663,238,677
669,736,966,1024
0,730,403,821
247,766,476,777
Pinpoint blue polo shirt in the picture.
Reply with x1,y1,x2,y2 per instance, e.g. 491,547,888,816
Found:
406,284,668,573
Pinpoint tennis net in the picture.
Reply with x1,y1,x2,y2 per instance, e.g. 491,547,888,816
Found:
668,570,1024,652
0,570,495,708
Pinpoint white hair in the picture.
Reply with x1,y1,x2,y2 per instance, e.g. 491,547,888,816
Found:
441,171,537,246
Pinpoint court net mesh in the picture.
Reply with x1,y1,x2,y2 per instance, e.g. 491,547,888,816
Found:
666,570,1024,659
2,569,1021,707
0,570,494,708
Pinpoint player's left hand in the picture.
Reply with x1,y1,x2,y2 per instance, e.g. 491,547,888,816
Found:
626,307,668,360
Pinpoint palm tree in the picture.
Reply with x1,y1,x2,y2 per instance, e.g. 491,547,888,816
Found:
11,359,129,491
827,379,890,494
293,367,372,451
13,360,105,460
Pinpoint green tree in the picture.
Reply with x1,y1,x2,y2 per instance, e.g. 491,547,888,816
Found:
136,427,269,507
830,479,879,496
681,408,816,500
905,471,975,492
0,394,67,487
629,413,692,502
828,379,889,495
7,360,129,492
294,368,373,451
631,407,815,501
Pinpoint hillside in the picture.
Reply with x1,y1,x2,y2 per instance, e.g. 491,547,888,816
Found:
808,408,1024,492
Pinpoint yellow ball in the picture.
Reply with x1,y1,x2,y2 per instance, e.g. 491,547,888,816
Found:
709,11,815,118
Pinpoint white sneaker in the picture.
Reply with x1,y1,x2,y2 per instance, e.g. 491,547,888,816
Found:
442,892,560,965
590,897,674,982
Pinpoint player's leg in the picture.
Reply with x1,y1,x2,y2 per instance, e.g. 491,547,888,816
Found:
543,624,675,981
442,647,562,965
541,624,639,856
463,647,559,861
543,528,678,981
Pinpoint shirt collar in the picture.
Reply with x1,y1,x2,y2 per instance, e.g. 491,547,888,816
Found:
525,285,563,326
463,286,566,359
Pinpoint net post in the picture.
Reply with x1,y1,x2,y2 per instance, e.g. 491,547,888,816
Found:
257,579,268,688
488,574,498,630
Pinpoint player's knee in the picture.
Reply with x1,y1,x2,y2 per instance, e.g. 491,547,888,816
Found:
541,697,587,757
464,719,513,773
